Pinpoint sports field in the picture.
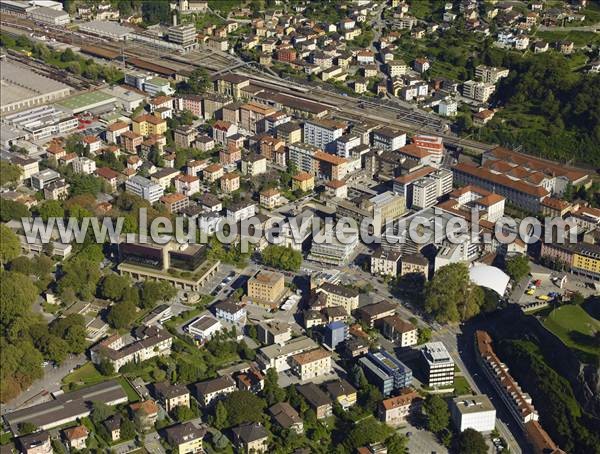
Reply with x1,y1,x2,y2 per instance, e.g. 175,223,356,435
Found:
543,305,600,359
58,90,114,112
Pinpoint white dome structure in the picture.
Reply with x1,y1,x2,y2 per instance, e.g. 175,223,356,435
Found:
469,264,510,296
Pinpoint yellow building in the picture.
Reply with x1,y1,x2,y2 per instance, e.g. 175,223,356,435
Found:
165,422,205,454
247,270,286,307
572,243,600,281
292,172,315,192
132,114,167,137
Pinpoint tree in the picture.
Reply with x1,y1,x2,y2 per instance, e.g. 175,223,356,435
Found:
60,48,76,62
0,199,29,222
456,428,487,454
120,417,137,440
140,281,176,309
0,224,20,263
345,418,392,450
222,391,266,427
99,274,130,301
260,244,302,272
386,433,408,454
237,340,256,361
178,67,210,95
0,272,38,330
417,326,432,344
97,358,115,376
18,422,37,435
91,401,114,424
173,404,196,422
424,263,485,323
107,300,137,330
38,200,64,222
214,400,228,430
423,395,450,434
505,254,530,282
263,368,285,405
0,161,22,186
58,257,101,301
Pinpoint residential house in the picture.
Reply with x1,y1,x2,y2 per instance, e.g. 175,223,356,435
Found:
192,375,236,407
269,402,303,434
232,423,269,454
379,389,421,427
153,382,190,413
296,383,333,419
164,422,206,454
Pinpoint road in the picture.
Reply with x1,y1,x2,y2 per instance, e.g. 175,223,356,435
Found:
0,354,87,415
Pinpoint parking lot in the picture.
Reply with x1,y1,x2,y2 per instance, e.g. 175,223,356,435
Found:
397,423,448,454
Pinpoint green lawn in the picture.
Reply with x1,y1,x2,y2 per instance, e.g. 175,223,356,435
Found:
117,376,141,403
0,432,13,446
543,305,600,358
453,375,473,396
62,362,105,389
537,30,600,46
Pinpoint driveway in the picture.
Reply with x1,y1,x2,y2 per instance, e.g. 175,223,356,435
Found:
0,353,87,415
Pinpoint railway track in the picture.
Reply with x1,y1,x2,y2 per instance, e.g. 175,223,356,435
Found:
2,16,492,153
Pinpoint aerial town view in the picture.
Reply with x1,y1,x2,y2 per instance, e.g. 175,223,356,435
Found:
0,0,599,453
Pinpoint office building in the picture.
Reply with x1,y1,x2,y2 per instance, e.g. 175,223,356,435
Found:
359,350,412,396
247,270,286,308
308,228,359,266
421,342,454,387
31,168,60,190
125,175,164,203
450,394,496,432
168,23,197,47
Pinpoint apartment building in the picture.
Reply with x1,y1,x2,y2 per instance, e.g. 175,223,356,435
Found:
174,125,197,148
303,118,345,152
257,336,318,372
412,168,453,209
387,60,408,77
72,156,96,175
324,379,357,410
90,326,172,371
445,185,506,222
276,121,302,144
450,394,496,432
247,270,286,306
259,188,280,209
290,348,332,380
316,283,359,314
288,143,319,175
153,382,190,413
421,342,454,388
296,383,333,419
462,80,496,102
192,375,236,407
380,315,418,347
475,65,509,84
355,300,396,328
241,153,267,176
132,114,167,137
371,248,402,276
151,168,181,189
292,171,315,192
174,174,200,197
378,389,420,427
125,175,164,203
240,102,276,134
400,253,429,278
373,127,407,152
213,299,246,325
160,193,189,213
221,172,240,193
203,163,224,183
164,423,206,454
